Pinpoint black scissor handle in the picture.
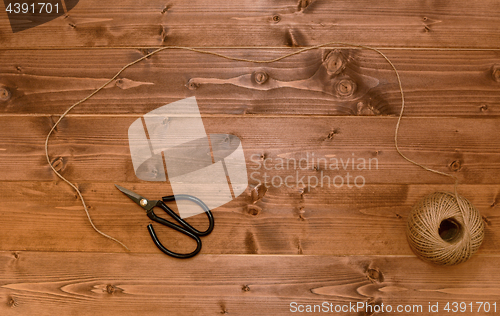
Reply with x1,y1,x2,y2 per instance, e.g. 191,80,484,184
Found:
146,224,201,259
146,195,214,259
161,194,214,236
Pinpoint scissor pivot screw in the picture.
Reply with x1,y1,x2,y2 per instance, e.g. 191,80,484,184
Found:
140,199,148,207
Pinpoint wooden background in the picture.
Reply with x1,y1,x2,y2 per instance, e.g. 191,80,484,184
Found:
1,0,499,315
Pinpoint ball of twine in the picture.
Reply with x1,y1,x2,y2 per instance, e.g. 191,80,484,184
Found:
406,192,484,266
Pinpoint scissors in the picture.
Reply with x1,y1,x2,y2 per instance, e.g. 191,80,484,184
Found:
115,185,214,259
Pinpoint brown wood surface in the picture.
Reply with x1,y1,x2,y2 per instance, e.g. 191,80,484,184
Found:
1,252,500,316
1,0,499,315
0,182,499,256
0,0,500,49
0,49,499,116
0,116,498,183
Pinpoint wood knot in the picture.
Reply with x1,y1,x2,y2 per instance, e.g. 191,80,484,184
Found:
0,87,12,102
336,78,356,97
246,205,262,216
285,29,301,47
480,104,489,112
106,284,116,294
324,50,346,76
297,0,311,11
253,71,268,84
366,268,384,283
296,238,303,253
327,128,339,140
51,157,65,172
7,296,17,308
219,302,228,314
491,65,500,82
159,25,168,42
242,285,250,292
272,14,281,23
161,4,171,14
298,206,306,221
482,215,491,225
356,101,380,116
138,48,154,57
491,196,499,208
12,252,19,259
250,184,267,203
449,160,462,172
187,79,199,90
298,187,305,196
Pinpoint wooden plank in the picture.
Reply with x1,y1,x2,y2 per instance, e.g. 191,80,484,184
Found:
0,251,499,315
1,0,500,49
1,49,499,116
0,116,498,183
0,181,497,255
1,1,498,315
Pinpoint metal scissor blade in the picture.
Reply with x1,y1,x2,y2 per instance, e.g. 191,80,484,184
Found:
115,184,146,207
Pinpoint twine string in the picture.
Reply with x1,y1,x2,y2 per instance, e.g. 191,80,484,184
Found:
45,43,465,250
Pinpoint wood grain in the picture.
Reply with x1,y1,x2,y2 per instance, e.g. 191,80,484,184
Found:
0,49,499,116
1,0,500,49
1,252,499,316
0,116,498,183
1,0,499,314
0,181,497,255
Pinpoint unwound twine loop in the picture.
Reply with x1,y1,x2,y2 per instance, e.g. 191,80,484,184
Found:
406,192,484,266
45,43,483,258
